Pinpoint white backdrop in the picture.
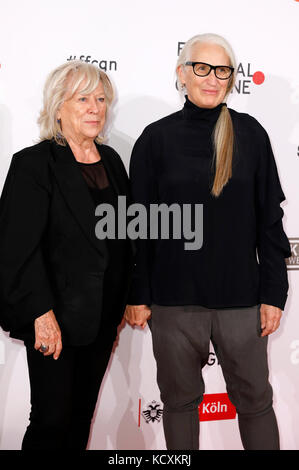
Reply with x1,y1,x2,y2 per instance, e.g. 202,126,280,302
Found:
0,0,298,450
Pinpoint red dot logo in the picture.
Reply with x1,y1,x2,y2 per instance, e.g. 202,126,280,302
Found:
252,71,265,85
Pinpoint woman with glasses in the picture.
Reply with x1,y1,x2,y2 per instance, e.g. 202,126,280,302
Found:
125,33,291,450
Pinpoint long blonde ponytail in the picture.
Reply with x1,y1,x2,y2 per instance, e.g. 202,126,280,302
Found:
211,105,234,196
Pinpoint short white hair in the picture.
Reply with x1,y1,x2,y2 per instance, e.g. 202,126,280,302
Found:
176,33,237,98
38,60,114,145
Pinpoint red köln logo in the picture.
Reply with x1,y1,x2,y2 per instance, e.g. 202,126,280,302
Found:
198,393,237,422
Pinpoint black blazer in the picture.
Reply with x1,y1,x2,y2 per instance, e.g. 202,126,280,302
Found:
0,139,135,346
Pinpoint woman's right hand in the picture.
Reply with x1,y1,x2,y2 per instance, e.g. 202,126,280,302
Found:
34,309,62,360
124,305,151,329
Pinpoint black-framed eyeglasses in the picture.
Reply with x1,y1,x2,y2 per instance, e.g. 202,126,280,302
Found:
185,61,234,80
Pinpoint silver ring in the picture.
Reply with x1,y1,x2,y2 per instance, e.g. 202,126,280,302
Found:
40,344,49,353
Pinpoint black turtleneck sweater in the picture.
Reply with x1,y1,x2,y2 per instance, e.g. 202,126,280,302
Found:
128,97,291,310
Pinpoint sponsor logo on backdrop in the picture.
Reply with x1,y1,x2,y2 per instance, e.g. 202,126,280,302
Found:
67,54,117,71
198,393,237,421
286,238,299,270
142,400,163,423
207,351,219,366
177,42,265,94
138,393,236,425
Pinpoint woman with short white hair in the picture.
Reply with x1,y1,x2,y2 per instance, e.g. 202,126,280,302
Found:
125,33,291,450
0,60,134,449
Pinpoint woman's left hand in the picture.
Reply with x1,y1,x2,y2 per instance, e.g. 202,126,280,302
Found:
260,304,282,337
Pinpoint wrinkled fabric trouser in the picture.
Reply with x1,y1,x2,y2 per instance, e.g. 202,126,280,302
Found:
149,304,280,450
22,335,114,450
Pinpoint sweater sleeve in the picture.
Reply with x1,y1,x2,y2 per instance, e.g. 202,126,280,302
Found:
255,129,291,310
127,127,158,305
0,153,55,331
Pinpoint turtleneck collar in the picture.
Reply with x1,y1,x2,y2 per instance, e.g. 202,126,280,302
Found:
182,95,226,123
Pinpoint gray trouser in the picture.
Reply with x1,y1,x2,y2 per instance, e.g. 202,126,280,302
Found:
149,304,280,450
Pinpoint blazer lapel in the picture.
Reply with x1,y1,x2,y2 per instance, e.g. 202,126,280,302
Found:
48,140,108,261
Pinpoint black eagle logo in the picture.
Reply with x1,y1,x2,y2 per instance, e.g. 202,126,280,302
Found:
142,401,163,423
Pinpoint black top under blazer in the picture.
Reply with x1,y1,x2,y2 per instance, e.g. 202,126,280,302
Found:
0,139,135,346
